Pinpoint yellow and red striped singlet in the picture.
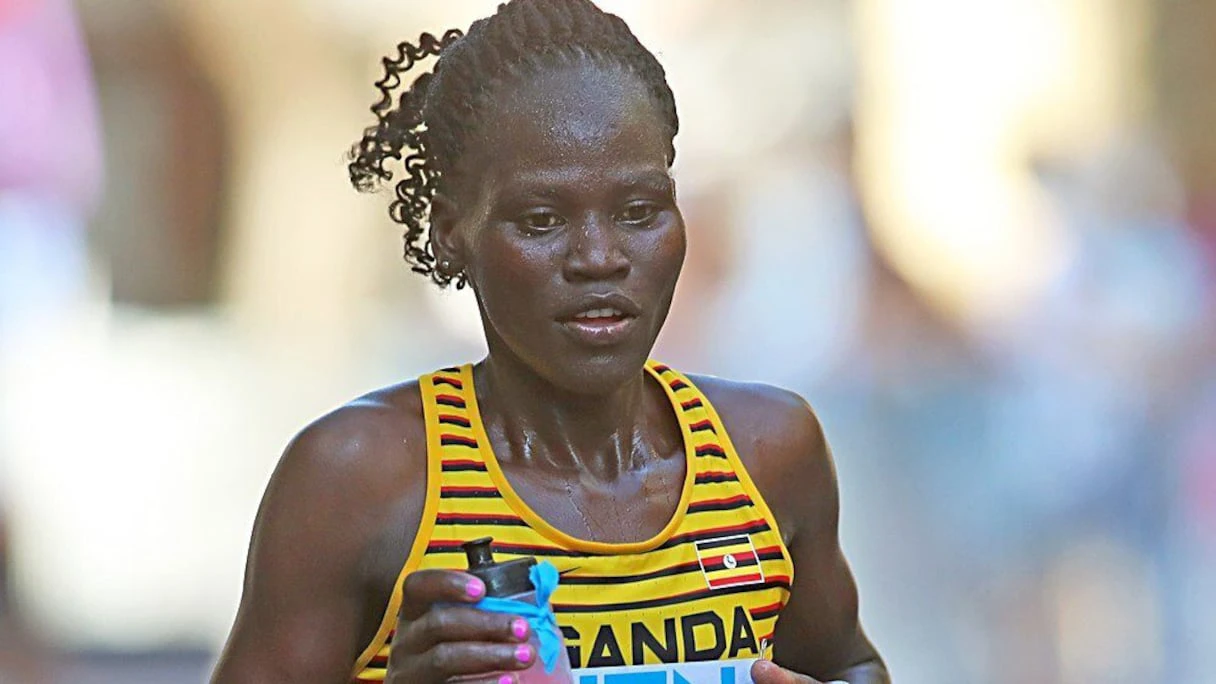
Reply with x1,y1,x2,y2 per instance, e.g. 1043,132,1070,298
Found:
352,361,794,683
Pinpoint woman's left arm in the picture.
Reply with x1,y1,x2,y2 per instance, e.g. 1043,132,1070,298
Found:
751,542,888,684
756,394,888,683
699,380,889,684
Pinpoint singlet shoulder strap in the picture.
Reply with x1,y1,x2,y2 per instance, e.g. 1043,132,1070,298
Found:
423,365,491,468
645,360,724,458
644,360,795,574
349,367,458,676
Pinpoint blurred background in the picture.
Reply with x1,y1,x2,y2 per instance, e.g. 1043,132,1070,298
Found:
1,0,1214,682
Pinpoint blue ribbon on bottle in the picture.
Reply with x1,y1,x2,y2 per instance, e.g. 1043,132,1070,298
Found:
472,560,563,673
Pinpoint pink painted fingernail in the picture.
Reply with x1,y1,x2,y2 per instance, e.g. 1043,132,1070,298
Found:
515,644,532,664
465,579,485,598
498,676,513,684
511,618,528,640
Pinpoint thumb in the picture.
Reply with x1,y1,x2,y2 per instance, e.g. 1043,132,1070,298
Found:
750,659,822,684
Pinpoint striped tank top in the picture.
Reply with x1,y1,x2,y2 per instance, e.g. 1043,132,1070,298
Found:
352,361,794,683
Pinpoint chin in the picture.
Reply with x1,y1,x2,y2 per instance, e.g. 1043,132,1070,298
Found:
485,314,664,396
532,343,654,397
576,350,651,388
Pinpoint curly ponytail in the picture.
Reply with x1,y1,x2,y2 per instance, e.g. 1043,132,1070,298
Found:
348,29,464,287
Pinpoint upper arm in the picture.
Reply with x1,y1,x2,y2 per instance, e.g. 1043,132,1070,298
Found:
211,395,426,684
697,378,883,679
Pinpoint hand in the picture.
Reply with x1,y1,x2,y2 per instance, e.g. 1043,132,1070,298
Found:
751,659,832,684
385,569,536,684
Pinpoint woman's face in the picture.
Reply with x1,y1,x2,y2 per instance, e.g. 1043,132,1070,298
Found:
435,61,685,394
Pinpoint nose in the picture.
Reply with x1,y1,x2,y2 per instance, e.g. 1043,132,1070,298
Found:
561,212,630,283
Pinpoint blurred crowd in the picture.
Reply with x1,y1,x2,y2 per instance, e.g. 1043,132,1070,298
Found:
1,0,1214,683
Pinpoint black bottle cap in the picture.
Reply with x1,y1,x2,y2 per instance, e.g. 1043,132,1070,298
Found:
462,537,536,598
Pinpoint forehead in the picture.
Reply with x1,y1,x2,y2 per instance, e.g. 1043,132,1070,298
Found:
464,61,671,188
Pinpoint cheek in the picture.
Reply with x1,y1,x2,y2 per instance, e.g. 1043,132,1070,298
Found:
638,216,687,286
469,227,559,309
474,228,529,277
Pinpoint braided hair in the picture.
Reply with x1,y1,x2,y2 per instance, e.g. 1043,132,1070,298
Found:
348,0,679,288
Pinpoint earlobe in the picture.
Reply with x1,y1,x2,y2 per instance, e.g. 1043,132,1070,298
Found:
428,193,466,274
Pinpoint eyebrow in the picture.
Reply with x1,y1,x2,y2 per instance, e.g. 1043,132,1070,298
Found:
621,170,676,192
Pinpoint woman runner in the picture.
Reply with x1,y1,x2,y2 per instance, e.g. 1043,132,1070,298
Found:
212,1,888,682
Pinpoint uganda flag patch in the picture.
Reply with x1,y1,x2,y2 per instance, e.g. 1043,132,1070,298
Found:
694,534,764,590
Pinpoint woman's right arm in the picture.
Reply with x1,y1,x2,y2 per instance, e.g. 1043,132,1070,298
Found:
211,392,537,684
211,399,426,684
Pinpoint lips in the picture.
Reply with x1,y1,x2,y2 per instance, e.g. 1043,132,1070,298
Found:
556,292,642,321
556,293,641,346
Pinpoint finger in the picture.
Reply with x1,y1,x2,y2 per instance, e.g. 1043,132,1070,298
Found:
419,641,535,679
446,674,520,684
399,569,485,620
447,675,521,684
397,606,529,654
751,659,822,684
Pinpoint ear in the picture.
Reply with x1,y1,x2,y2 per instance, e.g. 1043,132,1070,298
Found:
429,193,466,274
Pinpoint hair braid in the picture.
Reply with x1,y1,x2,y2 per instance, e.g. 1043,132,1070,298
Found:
348,0,678,289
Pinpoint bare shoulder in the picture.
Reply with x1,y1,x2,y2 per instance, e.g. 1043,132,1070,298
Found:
686,374,826,457
687,374,837,545
215,380,432,682
267,379,428,518
257,378,435,587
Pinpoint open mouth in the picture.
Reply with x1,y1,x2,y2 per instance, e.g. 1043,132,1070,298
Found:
572,307,629,323
560,306,638,345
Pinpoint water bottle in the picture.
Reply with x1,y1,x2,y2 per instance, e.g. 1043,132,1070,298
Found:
453,537,574,683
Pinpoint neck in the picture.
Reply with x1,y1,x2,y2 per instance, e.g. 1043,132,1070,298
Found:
473,353,656,481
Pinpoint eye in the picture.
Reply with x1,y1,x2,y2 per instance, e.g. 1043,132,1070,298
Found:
517,209,566,233
616,201,660,226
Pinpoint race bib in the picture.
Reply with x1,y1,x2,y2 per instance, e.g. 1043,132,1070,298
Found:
573,658,757,683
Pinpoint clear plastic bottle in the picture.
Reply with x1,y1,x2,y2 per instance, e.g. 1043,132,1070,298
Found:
452,537,574,684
